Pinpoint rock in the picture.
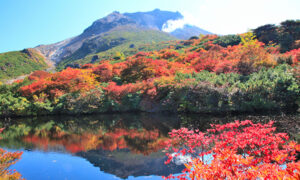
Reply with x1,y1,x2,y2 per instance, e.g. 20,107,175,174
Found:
91,55,99,63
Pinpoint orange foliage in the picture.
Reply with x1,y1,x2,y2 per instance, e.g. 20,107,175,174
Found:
28,70,50,81
20,68,99,99
104,81,157,101
0,131,23,180
0,149,23,180
22,128,169,155
17,34,296,101
159,49,180,59
92,62,113,82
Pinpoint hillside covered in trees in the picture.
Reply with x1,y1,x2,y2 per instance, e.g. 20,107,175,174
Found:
0,27,299,117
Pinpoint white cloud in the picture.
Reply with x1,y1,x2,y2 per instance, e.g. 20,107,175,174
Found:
173,0,300,35
162,11,198,32
162,18,185,32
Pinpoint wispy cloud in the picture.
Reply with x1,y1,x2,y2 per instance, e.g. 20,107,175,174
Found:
162,11,198,32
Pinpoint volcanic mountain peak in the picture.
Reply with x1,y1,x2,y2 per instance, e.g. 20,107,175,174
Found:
35,9,211,64
82,11,136,37
124,9,184,30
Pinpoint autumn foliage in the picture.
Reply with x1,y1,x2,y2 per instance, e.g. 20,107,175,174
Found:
0,149,23,180
0,129,23,180
19,33,284,98
164,120,300,180
0,32,296,116
284,48,300,65
22,128,169,155
20,68,99,99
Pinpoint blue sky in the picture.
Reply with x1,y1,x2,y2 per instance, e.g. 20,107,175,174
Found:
0,0,299,53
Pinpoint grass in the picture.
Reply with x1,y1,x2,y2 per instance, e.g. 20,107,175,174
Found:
56,26,177,70
0,49,48,81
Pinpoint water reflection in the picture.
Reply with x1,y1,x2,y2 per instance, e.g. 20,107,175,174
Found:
0,113,184,179
0,113,299,179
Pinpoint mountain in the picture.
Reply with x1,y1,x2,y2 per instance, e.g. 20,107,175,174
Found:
0,49,49,82
123,8,183,30
36,12,138,63
34,9,211,69
170,24,212,39
123,9,211,38
55,25,177,69
0,9,212,81
77,149,184,179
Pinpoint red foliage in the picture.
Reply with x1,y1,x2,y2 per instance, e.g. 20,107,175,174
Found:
164,120,300,179
16,34,296,101
266,46,280,54
104,82,138,100
20,68,98,99
92,62,113,82
191,57,219,72
28,70,50,81
134,51,151,58
120,58,175,82
159,49,180,59
104,81,157,101
213,60,235,74
285,48,300,66
81,63,95,69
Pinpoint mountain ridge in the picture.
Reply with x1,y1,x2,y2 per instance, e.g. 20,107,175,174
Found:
34,9,211,65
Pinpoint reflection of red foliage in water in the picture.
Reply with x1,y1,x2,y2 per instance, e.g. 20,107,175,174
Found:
22,128,169,155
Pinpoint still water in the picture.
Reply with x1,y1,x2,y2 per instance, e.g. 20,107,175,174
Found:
0,113,299,180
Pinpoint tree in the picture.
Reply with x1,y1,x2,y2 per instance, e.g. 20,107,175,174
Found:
253,24,279,45
279,20,300,52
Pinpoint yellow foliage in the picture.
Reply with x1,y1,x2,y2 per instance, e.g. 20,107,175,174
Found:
235,31,277,72
240,31,259,48
154,76,175,86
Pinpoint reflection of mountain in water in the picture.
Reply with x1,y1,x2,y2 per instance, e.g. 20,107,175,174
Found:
77,149,184,179
0,113,298,179
0,113,184,178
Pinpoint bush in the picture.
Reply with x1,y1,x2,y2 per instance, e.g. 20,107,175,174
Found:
155,65,299,113
213,34,241,47
0,92,30,117
164,120,300,179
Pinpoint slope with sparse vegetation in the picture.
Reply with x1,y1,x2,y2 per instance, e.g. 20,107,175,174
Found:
0,48,48,82
56,26,177,70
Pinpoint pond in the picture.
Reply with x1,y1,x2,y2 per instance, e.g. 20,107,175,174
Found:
0,113,299,180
